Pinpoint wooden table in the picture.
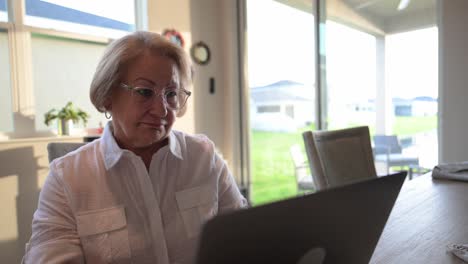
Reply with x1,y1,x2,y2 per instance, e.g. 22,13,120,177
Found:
370,173,468,263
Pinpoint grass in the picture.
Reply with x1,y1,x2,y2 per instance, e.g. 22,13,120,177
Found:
249,116,437,206
250,130,304,205
391,116,437,136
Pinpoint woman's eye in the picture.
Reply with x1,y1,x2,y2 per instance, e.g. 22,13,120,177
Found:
136,88,154,98
165,90,178,99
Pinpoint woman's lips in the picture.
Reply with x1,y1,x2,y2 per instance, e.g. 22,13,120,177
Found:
139,121,167,128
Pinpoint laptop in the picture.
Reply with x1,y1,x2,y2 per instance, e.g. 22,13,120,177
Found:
196,172,407,264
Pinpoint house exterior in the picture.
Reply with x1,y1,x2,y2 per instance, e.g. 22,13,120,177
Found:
393,97,437,117
250,80,314,132
349,97,438,119
393,98,413,116
411,96,438,116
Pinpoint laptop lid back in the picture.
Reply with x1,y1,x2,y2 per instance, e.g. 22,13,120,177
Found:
196,172,406,264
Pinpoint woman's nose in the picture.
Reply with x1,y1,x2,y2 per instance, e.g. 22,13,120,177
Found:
148,95,168,117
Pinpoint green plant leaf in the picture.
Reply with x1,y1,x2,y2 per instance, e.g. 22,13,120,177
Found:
43,102,90,127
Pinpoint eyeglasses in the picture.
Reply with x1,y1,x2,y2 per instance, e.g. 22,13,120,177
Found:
120,83,191,111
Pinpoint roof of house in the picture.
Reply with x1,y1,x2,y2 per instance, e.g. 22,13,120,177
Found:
250,80,314,103
413,96,437,102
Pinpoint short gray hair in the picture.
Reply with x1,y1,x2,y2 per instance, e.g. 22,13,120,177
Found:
90,31,193,117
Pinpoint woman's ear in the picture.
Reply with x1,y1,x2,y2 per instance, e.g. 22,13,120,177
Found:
103,83,117,112
103,98,112,112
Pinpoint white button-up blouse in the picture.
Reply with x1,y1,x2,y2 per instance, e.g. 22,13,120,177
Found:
23,124,247,264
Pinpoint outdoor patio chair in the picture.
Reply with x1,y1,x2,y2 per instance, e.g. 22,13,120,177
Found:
289,144,315,193
302,126,377,191
373,135,419,179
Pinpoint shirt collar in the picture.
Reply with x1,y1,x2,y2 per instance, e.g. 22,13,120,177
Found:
100,122,125,170
100,122,184,170
168,131,183,160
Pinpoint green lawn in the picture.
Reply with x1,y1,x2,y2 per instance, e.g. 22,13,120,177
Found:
249,116,437,206
391,116,437,136
250,130,304,205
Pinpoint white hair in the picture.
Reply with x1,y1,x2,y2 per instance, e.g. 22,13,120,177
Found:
90,31,193,117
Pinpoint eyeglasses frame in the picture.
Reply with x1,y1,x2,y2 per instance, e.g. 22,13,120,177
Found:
120,82,191,110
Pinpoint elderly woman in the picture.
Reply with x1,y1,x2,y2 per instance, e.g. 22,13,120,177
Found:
24,31,247,264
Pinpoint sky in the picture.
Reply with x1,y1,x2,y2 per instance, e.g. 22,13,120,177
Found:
246,0,438,99
1,0,134,23
41,0,135,23
386,27,438,99
247,0,316,87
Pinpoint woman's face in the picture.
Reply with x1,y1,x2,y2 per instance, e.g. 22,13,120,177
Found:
109,51,180,150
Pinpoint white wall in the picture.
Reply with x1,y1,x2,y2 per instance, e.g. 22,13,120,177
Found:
147,0,196,135
0,136,83,263
189,0,242,177
439,0,468,163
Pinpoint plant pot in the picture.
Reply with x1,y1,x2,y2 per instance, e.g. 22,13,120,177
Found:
58,119,74,135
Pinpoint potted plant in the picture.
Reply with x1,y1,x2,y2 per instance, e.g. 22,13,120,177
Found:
44,101,90,135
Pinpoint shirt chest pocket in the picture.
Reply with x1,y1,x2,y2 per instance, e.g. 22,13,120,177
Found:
175,184,218,238
76,205,131,263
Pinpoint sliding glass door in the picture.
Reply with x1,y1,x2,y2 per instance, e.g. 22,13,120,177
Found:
322,0,438,175
244,0,438,205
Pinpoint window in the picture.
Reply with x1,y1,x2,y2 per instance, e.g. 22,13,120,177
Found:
0,0,140,140
242,0,438,205
0,30,13,134
25,0,135,38
0,0,6,22
386,28,439,169
31,34,107,131
257,105,280,113
320,1,438,176
325,21,377,130
285,105,294,119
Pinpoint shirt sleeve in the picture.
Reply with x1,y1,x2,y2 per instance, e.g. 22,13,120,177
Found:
23,162,85,264
215,153,249,213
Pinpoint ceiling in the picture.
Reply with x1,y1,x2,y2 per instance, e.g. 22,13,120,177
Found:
273,0,437,35
343,0,436,19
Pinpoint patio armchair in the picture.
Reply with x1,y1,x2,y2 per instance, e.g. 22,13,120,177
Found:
302,126,377,191
289,144,315,193
373,135,419,179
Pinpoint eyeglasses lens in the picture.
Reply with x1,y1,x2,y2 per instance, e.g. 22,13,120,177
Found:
131,87,189,110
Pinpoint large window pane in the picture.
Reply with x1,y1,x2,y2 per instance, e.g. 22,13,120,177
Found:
323,0,438,177
25,0,135,38
31,35,107,133
0,30,13,134
247,0,316,205
326,21,377,130
386,27,438,170
0,0,6,22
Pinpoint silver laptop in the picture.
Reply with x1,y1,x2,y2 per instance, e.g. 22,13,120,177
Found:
196,172,406,264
